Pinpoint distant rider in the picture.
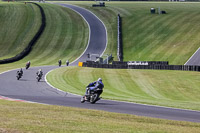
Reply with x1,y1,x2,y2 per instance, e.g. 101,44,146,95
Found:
85,78,104,96
26,61,31,69
58,59,62,67
20,68,23,76
17,68,23,77
16,68,23,79
36,69,43,78
66,60,69,66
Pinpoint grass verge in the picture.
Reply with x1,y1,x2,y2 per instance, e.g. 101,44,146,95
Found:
0,2,88,71
0,100,200,133
0,2,41,60
59,1,200,65
47,66,200,111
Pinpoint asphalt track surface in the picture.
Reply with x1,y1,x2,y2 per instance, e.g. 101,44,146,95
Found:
0,3,200,123
185,47,200,66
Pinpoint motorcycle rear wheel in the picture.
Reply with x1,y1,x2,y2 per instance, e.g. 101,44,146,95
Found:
90,94,99,104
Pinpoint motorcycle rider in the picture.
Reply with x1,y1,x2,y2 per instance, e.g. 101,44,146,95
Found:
26,61,31,69
66,60,69,66
20,68,23,76
16,68,23,79
36,69,43,78
85,78,104,99
17,68,23,76
58,59,62,67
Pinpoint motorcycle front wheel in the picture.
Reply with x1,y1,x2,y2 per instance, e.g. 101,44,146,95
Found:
81,96,85,103
37,77,41,82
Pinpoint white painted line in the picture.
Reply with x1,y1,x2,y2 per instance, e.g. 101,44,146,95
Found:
103,98,200,113
44,68,81,97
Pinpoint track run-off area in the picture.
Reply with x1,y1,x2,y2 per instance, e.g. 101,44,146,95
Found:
0,3,200,123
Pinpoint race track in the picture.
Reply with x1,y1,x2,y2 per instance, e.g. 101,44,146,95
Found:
0,3,200,123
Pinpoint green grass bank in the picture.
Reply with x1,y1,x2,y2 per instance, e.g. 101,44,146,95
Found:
0,2,41,60
60,1,200,65
0,1,200,132
47,66,200,111
0,100,200,133
0,2,88,71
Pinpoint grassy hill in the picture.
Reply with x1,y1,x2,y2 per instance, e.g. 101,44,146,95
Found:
43,1,200,111
1,100,199,133
0,2,200,132
0,2,88,72
63,1,200,65
0,2,41,60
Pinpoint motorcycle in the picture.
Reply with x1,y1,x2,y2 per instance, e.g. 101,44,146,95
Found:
26,63,30,69
59,62,61,67
16,72,22,80
58,60,62,67
36,73,42,82
81,88,103,104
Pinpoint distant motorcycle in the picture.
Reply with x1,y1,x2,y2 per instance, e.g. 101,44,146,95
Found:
36,73,42,82
16,72,22,80
58,60,62,67
26,63,30,69
81,88,103,104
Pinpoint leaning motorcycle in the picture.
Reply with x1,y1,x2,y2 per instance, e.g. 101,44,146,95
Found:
81,88,103,104
16,73,22,80
26,63,30,69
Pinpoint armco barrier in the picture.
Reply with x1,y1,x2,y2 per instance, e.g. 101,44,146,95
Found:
117,14,123,61
82,61,200,72
0,2,46,64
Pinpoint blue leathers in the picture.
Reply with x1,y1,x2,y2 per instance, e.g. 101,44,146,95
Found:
85,80,104,95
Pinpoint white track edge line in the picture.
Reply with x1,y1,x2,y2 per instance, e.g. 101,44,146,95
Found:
103,99,200,113
44,68,81,97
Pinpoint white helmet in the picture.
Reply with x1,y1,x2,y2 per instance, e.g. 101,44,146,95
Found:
98,78,102,82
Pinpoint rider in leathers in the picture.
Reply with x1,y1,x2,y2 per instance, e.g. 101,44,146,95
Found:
17,68,23,77
36,69,43,78
85,78,104,96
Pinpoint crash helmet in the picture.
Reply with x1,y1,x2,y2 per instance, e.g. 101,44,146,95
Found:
98,78,102,82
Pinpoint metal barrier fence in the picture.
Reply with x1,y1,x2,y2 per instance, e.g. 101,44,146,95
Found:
82,61,200,72
117,14,123,61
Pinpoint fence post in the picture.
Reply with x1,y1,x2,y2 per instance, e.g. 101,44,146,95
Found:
117,14,123,61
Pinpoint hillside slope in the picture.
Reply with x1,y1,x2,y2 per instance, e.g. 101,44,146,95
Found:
0,2,89,70
0,2,41,60
65,1,200,65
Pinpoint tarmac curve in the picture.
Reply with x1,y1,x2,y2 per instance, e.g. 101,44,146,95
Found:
0,3,200,123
